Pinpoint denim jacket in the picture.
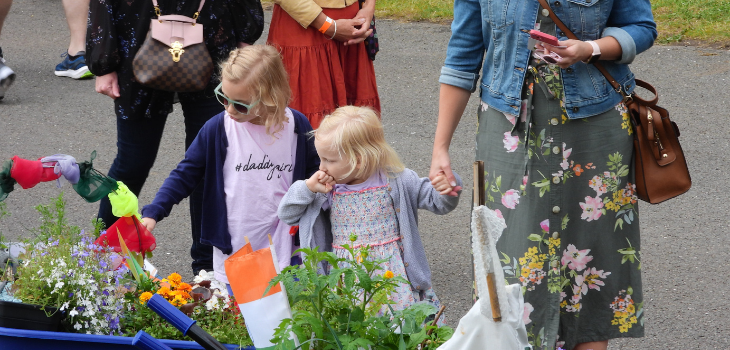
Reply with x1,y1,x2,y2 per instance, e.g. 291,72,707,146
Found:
440,0,657,119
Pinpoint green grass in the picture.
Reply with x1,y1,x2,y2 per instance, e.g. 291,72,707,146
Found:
652,0,730,45
375,0,452,22
263,0,730,46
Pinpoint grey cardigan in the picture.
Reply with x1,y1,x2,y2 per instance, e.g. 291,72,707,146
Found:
277,169,462,291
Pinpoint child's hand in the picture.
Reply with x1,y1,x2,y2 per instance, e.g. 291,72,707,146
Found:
306,171,336,193
431,172,462,197
141,217,157,232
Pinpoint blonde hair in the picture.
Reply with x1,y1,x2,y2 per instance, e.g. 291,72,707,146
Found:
314,106,404,180
219,45,291,136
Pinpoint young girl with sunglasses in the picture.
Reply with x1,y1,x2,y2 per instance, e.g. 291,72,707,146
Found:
278,106,462,315
141,45,319,285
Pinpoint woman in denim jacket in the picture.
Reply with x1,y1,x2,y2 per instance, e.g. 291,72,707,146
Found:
430,1,656,349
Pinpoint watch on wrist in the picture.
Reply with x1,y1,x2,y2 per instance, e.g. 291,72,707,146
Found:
583,40,601,64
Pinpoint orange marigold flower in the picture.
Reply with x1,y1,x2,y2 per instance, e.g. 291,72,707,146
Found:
383,271,394,279
139,292,153,304
156,286,171,298
169,290,192,301
165,272,182,288
178,282,193,292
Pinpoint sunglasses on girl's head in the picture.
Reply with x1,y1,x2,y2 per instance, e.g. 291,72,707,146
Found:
214,83,259,115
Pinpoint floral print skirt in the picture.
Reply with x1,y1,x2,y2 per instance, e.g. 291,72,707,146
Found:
476,66,643,349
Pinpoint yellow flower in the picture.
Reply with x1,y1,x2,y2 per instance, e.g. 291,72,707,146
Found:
383,271,394,279
170,294,188,307
139,292,153,304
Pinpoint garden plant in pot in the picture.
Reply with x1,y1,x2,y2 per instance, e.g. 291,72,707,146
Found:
266,236,454,350
0,194,254,349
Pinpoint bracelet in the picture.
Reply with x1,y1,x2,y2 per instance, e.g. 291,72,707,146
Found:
329,20,337,40
318,17,333,34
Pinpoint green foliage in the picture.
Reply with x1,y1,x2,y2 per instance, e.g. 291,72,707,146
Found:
267,243,453,350
121,297,253,347
0,202,8,250
32,193,80,243
12,193,127,334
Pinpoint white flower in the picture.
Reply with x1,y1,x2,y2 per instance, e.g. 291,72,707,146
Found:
205,297,219,311
54,281,65,291
69,309,79,317
74,323,83,330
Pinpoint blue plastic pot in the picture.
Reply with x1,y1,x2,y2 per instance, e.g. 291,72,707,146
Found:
0,327,254,350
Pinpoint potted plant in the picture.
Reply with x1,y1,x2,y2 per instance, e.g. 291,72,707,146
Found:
0,194,254,349
267,239,454,350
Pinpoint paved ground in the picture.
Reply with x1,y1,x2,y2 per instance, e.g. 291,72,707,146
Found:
1,0,729,348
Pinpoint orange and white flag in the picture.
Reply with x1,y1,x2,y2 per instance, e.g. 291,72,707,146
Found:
224,238,294,349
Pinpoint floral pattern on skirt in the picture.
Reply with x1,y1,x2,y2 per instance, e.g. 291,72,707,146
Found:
475,54,643,349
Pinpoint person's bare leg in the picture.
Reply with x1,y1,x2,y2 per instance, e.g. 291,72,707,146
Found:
0,0,11,38
62,0,89,55
573,340,608,350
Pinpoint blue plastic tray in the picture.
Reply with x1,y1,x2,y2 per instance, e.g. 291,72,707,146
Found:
0,326,255,350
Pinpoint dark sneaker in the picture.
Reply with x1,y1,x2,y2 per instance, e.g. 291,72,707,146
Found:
54,52,93,79
0,47,15,101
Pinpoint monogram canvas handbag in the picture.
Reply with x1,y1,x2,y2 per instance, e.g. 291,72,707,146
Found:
132,0,214,92
537,0,691,204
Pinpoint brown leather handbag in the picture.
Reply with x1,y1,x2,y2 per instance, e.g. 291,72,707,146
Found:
538,0,691,204
132,0,213,92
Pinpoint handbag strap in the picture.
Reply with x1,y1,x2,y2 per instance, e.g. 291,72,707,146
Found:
152,0,206,22
535,0,658,106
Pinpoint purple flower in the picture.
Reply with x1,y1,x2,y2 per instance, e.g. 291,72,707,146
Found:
51,240,59,246
78,259,85,267
99,260,108,269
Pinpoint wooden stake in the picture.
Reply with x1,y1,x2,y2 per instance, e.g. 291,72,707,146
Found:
473,161,502,322
487,273,502,322
244,236,250,245
473,161,484,207
268,234,273,246
419,305,446,349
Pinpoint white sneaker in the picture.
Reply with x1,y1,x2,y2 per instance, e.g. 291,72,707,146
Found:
0,60,15,101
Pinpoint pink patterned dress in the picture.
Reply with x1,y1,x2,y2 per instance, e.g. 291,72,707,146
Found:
329,173,442,319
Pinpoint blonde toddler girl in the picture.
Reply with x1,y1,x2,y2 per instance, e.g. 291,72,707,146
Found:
278,106,462,312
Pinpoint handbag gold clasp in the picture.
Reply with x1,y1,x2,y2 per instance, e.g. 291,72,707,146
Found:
168,41,185,62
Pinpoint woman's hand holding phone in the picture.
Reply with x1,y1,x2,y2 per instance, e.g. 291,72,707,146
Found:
537,40,595,69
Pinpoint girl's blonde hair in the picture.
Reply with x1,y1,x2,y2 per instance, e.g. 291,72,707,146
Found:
315,106,404,180
220,45,291,136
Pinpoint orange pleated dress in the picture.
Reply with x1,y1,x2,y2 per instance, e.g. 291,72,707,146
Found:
267,3,381,129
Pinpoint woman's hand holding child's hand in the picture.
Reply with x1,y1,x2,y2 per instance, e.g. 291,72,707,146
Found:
141,217,157,232
431,173,462,197
306,170,336,193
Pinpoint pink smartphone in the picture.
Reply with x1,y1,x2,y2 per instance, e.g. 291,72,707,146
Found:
529,30,564,47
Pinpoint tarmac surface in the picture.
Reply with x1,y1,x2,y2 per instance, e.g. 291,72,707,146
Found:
1,0,730,348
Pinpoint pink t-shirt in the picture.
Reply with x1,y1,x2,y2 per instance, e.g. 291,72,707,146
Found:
215,109,297,284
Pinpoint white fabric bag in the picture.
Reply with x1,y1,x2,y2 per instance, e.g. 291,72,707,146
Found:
437,206,531,350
